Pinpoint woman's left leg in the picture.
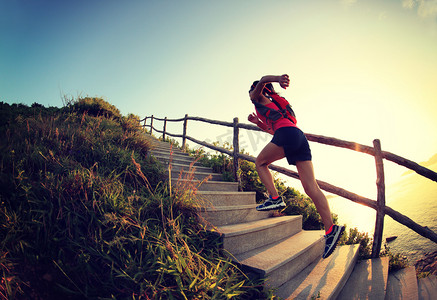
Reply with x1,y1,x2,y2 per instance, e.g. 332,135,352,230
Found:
255,142,286,198
296,160,333,230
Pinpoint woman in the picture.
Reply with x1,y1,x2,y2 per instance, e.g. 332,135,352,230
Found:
248,74,344,259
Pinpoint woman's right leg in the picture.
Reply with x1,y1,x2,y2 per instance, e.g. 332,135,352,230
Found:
296,160,344,259
296,160,333,230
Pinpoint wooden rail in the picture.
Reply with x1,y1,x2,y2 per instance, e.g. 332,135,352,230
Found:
141,114,437,257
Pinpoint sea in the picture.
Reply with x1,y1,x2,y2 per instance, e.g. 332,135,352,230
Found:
328,161,437,264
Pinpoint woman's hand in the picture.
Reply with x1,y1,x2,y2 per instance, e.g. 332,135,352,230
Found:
248,113,273,134
248,113,259,124
279,74,290,89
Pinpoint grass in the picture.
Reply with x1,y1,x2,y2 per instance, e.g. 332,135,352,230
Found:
0,99,273,299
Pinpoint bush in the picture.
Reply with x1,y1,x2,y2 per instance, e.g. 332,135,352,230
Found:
380,244,409,272
339,227,372,259
67,97,122,120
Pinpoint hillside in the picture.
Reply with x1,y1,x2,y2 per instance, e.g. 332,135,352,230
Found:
0,99,269,299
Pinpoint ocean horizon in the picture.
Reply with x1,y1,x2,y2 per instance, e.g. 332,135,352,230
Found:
328,160,437,263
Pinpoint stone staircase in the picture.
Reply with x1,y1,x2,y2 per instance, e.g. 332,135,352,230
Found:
148,138,436,299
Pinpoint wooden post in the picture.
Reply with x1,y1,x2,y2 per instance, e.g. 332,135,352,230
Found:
233,117,241,190
372,139,386,258
182,114,188,152
150,115,154,135
163,117,167,141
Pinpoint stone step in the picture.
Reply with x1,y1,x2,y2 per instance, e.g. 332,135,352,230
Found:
337,256,389,300
192,180,239,192
418,274,437,300
150,143,190,155
197,191,256,207
149,141,174,149
152,153,202,167
172,179,239,192
276,244,360,300
200,204,273,226
218,216,302,256
161,161,214,174
235,230,325,289
170,168,223,181
386,266,418,300
151,148,191,159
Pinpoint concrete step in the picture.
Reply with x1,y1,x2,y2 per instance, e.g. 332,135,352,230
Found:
149,141,174,149
337,256,389,300
418,275,437,300
150,143,190,155
152,152,224,181
186,179,239,192
170,168,223,181
150,148,191,159
162,161,214,174
200,204,273,226
235,230,325,289
386,266,418,300
152,153,202,167
276,244,360,300
197,191,256,207
172,179,238,192
150,140,227,182
218,216,302,256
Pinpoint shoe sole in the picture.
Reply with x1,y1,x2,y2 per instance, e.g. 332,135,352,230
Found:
256,203,286,211
323,226,345,259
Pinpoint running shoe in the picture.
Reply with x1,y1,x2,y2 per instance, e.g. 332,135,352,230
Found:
323,225,345,259
256,196,286,211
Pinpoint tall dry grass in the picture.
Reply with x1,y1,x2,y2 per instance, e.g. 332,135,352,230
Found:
0,100,273,299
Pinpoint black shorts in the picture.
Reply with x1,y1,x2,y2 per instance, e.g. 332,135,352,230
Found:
271,127,312,165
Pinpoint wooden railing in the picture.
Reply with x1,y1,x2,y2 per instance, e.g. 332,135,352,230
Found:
141,114,437,258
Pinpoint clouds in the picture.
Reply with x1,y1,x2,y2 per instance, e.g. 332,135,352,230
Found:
344,0,437,19
341,0,357,7
402,0,437,19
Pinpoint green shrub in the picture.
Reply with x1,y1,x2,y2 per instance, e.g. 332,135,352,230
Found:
380,243,409,272
239,159,268,202
339,227,372,259
67,97,122,120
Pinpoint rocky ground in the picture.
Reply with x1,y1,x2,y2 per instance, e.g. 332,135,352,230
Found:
415,250,437,276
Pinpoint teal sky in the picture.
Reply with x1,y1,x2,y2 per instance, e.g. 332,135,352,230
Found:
2,0,437,195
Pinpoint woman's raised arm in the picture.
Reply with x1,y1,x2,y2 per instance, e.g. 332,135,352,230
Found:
249,74,290,102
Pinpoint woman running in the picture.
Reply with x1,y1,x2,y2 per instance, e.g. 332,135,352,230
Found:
248,74,344,259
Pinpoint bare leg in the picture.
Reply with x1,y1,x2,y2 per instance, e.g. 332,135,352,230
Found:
296,160,333,230
255,142,285,198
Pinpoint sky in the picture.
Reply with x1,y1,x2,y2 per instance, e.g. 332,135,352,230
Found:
2,0,437,198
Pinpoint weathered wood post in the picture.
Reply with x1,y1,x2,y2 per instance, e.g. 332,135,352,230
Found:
163,117,167,141
372,139,386,258
233,117,241,190
150,115,154,135
182,114,188,152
